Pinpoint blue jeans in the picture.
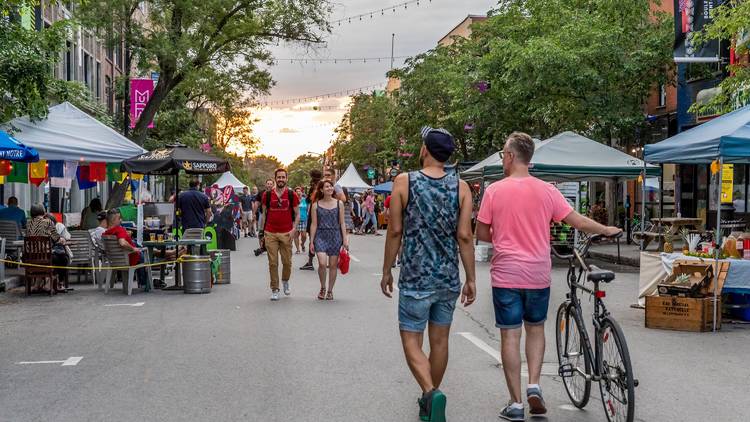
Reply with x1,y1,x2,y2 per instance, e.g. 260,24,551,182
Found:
399,289,460,332
362,211,376,231
492,287,551,329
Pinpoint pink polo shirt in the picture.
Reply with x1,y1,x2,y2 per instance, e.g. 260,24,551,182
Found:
477,176,573,289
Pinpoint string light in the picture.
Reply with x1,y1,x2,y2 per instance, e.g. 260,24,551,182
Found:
257,82,387,107
332,0,431,26
273,55,412,65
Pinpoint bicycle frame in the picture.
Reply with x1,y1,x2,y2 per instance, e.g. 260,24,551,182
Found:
562,247,611,383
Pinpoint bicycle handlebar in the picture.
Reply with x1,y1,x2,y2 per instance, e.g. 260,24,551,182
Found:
551,231,623,262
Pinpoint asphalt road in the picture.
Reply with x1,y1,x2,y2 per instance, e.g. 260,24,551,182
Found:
1,234,748,422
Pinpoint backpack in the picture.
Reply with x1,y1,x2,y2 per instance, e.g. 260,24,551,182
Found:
264,189,296,228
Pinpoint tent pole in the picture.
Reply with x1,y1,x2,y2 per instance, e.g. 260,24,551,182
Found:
641,161,647,251
659,164,664,218
713,158,723,333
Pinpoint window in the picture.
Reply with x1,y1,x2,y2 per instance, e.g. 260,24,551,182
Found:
65,41,73,81
658,84,666,108
105,75,113,114
96,62,101,99
83,53,90,88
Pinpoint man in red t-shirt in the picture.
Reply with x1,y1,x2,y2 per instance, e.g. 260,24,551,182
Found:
104,209,147,286
261,168,300,301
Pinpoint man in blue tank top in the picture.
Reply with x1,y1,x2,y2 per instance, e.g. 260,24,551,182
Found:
382,127,477,422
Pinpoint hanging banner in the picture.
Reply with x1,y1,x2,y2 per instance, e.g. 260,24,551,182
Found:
130,78,155,129
7,162,28,183
721,164,734,203
674,0,724,58
29,160,47,186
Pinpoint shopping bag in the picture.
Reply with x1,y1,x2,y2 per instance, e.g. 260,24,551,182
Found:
338,247,350,275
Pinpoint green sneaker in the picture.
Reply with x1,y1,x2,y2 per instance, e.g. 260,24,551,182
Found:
418,389,446,422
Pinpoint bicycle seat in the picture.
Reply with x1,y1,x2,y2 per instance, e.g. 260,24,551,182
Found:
588,265,615,283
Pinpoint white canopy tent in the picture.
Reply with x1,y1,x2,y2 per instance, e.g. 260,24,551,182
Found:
2,102,147,212
5,102,146,162
213,172,247,192
338,163,371,191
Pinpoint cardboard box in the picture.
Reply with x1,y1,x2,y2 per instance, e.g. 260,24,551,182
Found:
645,296,721,332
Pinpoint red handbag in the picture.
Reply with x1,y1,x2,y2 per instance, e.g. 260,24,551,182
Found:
338,247,350,275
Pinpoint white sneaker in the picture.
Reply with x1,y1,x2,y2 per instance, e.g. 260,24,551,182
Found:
270,290,280,301
283,282,291,296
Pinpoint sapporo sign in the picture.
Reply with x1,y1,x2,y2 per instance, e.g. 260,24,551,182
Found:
182,161,219,172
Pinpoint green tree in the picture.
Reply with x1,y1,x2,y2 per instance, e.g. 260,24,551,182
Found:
287,154,322,188
332,93,396,173
0,18,68,123
76,0,331,145
245,154,283,188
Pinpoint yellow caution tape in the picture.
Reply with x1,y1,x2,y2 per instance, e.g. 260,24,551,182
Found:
0,257,210,271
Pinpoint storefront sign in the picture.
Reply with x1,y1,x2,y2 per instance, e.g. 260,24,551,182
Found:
721,164,734,203
130,78,155,129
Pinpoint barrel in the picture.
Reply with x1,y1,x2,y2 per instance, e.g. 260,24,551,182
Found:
209,249,231,284
182,255,212,294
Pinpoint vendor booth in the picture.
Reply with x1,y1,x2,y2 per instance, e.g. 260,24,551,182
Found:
213,172,247,192
642,104,750,330
1,102,147,213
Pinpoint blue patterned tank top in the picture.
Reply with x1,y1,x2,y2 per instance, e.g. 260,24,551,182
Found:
399,170,460,294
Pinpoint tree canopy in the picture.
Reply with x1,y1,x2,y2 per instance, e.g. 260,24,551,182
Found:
287,154,322,189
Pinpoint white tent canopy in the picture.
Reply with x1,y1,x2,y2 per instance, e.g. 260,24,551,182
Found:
338,163,371,190
213,171,247,192
4,102,146,162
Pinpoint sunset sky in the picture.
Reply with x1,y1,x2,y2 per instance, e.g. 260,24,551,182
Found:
247,0,498,164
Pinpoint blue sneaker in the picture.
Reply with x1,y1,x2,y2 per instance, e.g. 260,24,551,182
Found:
498,402,525,421
527,386,547,415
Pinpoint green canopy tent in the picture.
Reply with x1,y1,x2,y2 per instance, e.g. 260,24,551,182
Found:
476,132,660,182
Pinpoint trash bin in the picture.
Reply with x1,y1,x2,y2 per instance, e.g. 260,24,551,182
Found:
182,255,211,294
209,249,231,284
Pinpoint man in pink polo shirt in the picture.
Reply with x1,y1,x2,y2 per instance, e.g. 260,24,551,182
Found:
476,132,620,421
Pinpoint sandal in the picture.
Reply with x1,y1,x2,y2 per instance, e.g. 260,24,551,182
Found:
317,288,326,300
326,291,333,301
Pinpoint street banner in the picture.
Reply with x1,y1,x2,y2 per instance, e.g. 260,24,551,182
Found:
130,78,155,129
674,0,725,58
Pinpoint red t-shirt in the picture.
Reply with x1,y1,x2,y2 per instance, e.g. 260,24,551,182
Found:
105,225,139,266
262,188,300,233
384,195,392,209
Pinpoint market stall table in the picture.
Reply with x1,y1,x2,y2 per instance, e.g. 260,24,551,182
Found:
142,238,211,289
651,217,704,235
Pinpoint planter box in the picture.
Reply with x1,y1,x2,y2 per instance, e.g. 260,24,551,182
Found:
645,296,721,332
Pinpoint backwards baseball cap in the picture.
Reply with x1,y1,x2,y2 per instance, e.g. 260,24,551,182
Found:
421,126,456,162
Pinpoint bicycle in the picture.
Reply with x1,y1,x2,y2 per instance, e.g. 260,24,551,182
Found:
552,233,639,422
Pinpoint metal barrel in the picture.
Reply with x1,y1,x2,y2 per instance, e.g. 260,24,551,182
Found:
209,249,231,284
182,255,212,294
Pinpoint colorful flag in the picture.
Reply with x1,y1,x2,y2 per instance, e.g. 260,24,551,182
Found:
106,163,122,181
48,160,64,178
6,162,28,183
29,160,47,186
0,161,10,176
77,165,96,190
89,162,106,182
130,78,155,129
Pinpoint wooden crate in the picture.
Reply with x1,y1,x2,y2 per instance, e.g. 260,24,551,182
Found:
670,259,730,297
645,296,722,332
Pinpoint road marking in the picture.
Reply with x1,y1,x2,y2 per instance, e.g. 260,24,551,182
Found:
456,332,557,377
104,302,145,307
17,357,83,366
558,404,579,411
372,273,382,277
348,254,361,263
456,332,500,363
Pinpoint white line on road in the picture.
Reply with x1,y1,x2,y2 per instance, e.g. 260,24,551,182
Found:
104,302,145,307
17,357,83,366
456,332,557,377
456,332,500,363
348,254,361,263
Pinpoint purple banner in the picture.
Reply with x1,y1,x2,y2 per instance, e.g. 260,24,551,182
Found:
130,78,154,129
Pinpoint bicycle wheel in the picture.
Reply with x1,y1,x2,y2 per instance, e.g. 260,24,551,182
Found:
555,302,591,408
598,317,635,422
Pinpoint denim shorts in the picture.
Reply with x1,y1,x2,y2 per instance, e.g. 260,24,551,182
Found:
399,289,460,332
492,287,551,329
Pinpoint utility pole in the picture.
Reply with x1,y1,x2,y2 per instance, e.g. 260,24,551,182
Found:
390,33,395,70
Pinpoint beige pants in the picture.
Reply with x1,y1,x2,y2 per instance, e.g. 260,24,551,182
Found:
265,231,292,291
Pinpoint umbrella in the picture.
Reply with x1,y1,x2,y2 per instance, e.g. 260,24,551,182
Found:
0,130,40,162
121,143,230,175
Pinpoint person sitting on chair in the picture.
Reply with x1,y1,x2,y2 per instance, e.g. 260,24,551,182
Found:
104,209,148,288
26,204,68,293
